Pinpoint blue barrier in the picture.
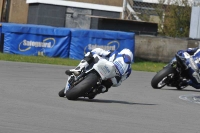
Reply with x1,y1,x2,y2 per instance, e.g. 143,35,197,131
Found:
70,29,135,61
2,23,71,58
0,24,2,52
1,23,135,61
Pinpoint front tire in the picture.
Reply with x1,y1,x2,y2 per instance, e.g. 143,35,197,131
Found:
58,88,65,97
65,72,99,100
151,66,176,89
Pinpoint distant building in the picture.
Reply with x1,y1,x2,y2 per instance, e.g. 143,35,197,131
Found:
0,0,28,23
0,0,158,35
26,0,124,29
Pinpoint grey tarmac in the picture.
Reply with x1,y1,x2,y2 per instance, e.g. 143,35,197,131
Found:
0,61,200,133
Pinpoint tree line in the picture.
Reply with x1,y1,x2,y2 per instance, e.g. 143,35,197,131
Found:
155,0,191,38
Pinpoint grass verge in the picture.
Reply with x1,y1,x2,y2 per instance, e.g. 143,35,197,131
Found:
0,53,166,72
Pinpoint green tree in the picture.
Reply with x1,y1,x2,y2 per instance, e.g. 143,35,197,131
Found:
156,0,191,37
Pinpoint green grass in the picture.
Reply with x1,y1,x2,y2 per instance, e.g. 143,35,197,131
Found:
0,53,167,72
132,58,166,72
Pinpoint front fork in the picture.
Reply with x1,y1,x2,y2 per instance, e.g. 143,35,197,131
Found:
64,75,76,94
64,71,87,94
64,80,70,94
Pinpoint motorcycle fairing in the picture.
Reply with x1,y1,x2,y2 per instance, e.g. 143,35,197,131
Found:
93,58,117,80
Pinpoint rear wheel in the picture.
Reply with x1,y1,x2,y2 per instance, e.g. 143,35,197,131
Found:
151,66,176,89
65,72,99,100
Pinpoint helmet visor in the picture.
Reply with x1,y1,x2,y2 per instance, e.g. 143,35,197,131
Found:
123,54,131,64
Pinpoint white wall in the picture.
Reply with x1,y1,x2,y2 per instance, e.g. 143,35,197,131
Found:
134,0,194,5
133,0,160,3
26,0,123,12
189,7,200,39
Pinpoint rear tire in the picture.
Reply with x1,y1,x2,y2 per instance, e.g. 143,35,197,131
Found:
65,72,99,100
151,66,176,89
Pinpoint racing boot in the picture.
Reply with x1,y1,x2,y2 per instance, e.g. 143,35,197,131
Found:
65,60,89,76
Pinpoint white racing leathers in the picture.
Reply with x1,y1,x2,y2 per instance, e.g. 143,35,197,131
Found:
91,48,132,87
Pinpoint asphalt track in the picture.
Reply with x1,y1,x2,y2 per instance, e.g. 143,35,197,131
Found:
1,60,200,133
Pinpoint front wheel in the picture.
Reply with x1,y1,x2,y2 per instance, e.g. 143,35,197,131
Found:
58,88,65,97
151,66,176,89
65,72,99,100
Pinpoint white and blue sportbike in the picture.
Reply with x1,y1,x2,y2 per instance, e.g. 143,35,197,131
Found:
58,54,118,100
151,53,190,90
152,47,200,90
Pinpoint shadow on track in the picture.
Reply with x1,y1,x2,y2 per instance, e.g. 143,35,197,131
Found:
76,98,157,105
161,88,200,92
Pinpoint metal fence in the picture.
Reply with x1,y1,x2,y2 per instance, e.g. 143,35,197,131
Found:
129,0,200,23
192,0,200,6
130,1,160,23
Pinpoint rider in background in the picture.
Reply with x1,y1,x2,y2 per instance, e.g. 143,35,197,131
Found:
177,47,200,89
65,48,133,93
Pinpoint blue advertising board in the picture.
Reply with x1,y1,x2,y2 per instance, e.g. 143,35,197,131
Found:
0,24,2,52
69,29,135,61
2,23,71,58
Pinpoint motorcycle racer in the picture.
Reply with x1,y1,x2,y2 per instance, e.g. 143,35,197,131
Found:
65,48,133,93
177,47,200,89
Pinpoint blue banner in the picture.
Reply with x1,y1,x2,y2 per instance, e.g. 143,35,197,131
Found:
1,23,135,60
69,29,135,61
2,23,71,58
0,25,2,52
4,33,70,58
2,23,69,36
